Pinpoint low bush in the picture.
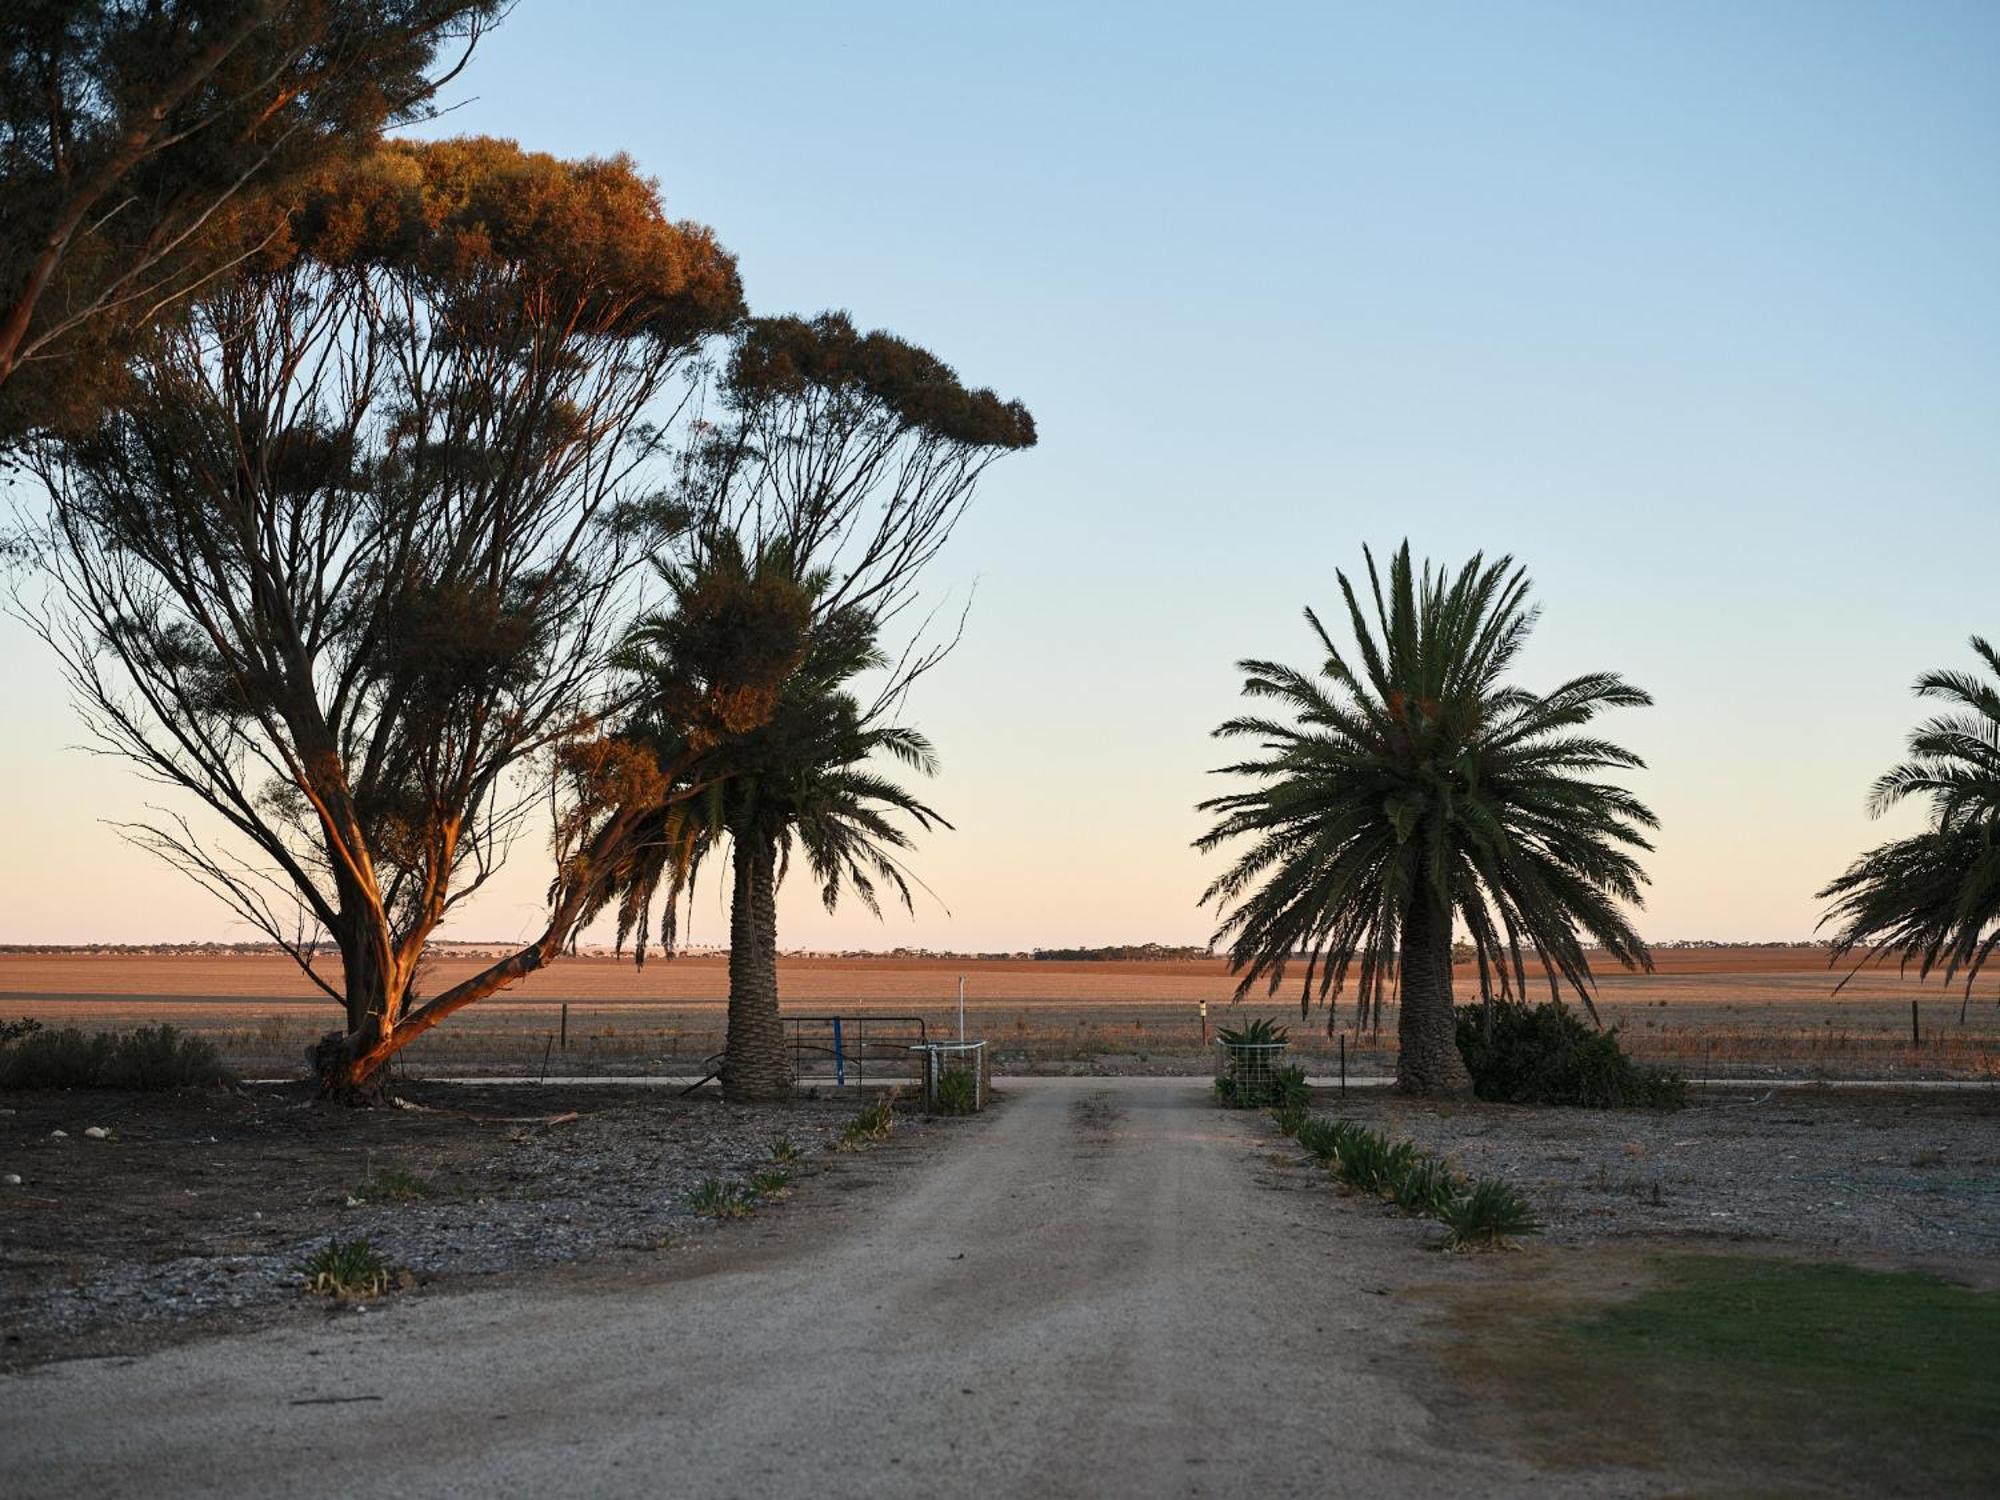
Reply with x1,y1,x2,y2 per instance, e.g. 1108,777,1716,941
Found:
1,1017,43,1045
931,1067,980,1116
299,1237,395,1297
1438,1178,1542,1250
1456,999,1686,1109
0,1023,233,1091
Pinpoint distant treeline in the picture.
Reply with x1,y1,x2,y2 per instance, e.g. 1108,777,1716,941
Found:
1031,944,1215,962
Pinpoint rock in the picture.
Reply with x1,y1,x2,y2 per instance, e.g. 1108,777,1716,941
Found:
83,1126,112,1140
2,1173,21,1186
48,1129,68,1139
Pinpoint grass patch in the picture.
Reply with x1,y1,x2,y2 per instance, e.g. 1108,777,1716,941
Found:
1439,1252,2000,1494
299,1237,395,1298
768,1134,803,1164
0,1023,234,1091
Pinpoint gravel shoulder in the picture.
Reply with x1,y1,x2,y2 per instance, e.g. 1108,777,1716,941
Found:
1314,1084,2000,1267
0,1080,929,1370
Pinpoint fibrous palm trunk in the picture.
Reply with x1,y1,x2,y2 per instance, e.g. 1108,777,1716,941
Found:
1395,890,1473,1097
721,829,791,1102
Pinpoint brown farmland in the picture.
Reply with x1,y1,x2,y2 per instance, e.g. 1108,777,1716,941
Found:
4,946,1998,1081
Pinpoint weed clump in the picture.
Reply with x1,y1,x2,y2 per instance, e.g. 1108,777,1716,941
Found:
0,1023,233,1091
352,1169,437,1203
1456,1000,1686,1109
686,1178,755,1218
836,1093,898,1150
299,1237,396,1297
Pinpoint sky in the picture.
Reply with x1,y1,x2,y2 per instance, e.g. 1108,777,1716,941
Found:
3,1,1997,951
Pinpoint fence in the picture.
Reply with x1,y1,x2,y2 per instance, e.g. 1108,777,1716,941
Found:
1213,1037,1289,1108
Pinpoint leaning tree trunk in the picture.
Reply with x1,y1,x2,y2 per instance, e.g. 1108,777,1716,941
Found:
720,829,791,1102
1395,890,1473,1097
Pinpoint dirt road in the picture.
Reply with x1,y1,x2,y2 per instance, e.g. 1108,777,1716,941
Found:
2,1079,1634,1498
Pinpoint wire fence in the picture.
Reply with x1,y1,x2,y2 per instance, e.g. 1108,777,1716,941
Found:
1213,1038,1290,1108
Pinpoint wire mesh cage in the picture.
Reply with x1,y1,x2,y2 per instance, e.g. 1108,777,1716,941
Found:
915,1040,989,1114
1213,1037,1290,1108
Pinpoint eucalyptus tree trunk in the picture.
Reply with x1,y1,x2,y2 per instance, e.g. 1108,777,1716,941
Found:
1395,891,1474,1097
721,829,792,1102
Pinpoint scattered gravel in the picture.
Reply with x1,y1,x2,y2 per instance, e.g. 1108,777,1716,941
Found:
1310,1084,2000,1261
0,1081,923,1368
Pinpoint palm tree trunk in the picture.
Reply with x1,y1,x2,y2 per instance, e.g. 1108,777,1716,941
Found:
1396,891,1473,1097
721,829,791,1102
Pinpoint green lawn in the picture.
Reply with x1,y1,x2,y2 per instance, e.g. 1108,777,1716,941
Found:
1438,1252,2000,1497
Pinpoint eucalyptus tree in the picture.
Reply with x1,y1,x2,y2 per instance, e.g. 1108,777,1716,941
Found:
0,0,502,437
1819,637,2000,1016
1196,544,1657,1096
19,136,764,1098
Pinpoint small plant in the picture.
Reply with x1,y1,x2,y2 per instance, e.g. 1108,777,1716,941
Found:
1388,1154,1465,1217
299,1237,395,1298
1329,1125,1398,1193
1269,1063,1310,1111
1294,1116,1346,1164
1272,1101,1310,1137
749,1167,794,1199
353,1168,436,1202
836,1093,898,1151
931,1067,980,1116
1216,1017,1289,1048
769,1134,803,1164
686,1178,755,1219
1439,1178,1543,1250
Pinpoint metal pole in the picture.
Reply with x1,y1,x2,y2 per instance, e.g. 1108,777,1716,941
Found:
1912,999,1920,1050
1339,1033,1346,1099
559,1002,568,1052
958,975,966,1044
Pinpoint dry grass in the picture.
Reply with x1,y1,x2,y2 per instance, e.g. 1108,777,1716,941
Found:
3,949,1996,1079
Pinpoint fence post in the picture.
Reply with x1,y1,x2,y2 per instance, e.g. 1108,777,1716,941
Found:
560,1002,568,1052
832,1016,846,1087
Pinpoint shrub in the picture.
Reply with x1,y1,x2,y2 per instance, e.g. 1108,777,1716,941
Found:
0,1017,43,1045
1272,1101,1310,1138
1329,1126,1403,1193
299,1237,395,1297
1269,1063,1310,1111
1456,1000,1686,1109
686,1178,755,1218
1439,1178,1542,1250
0,1023,233,1091
1215,1018,1294,1109
931,1067,979,1116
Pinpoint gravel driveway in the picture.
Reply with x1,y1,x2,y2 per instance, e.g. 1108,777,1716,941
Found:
3,1078,1651,1499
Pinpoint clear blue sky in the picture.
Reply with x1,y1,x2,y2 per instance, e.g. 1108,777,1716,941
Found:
3,0,1996,949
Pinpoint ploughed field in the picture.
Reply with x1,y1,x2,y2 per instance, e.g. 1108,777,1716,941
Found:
3,947,1997,1081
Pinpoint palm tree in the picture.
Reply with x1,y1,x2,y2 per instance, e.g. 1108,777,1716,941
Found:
602,552,946,1101
1195,543,1657,1096
1819,637,2000,1017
